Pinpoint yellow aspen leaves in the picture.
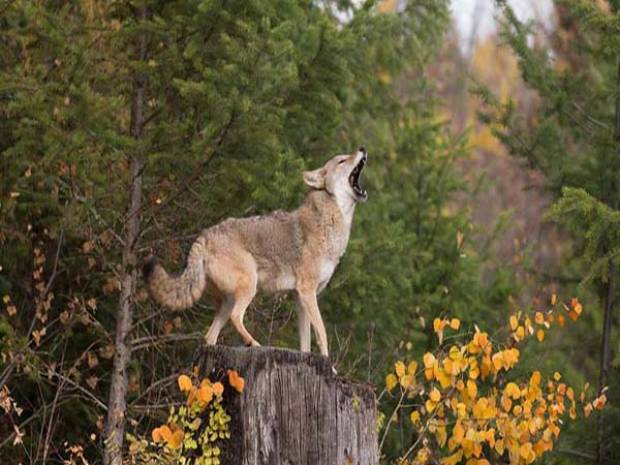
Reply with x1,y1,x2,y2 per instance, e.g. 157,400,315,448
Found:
466,379,477,399
593,394,607,410
196,384,213,404
212,382,224,396
151,424,183,450
434,317,461,344
441,449,463,465
149,370,240,458
505,382,521,399
436,367,453,389
557,314,565,327
435,424,448,447
570,297,582,315
501,395,512,412
509,315,518,331
519,442,536,463
386,373,398,391
151,425,171,443
386,359,418,391
452,421,465,444
167,428,184,450
513,325,525,342
400,374,414,389
466,459,490,465
424,352,436,380
384,305,601,465
177,374,192,392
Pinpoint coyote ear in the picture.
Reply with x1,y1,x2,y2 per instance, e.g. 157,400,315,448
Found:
303,168,326,189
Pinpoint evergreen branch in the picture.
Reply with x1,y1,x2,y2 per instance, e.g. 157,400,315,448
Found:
136,110,237,237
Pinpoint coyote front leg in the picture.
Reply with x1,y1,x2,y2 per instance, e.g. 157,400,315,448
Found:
296,289,328,356
296,297,311,352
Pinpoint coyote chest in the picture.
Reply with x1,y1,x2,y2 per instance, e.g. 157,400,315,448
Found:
254,191,354,293
314,210,353,287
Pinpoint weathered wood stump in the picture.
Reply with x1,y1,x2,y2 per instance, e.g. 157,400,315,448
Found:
195,346,379,465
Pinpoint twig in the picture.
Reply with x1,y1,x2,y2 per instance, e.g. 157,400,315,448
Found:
131,332,203,352
46,369,107,411
129,374,177,406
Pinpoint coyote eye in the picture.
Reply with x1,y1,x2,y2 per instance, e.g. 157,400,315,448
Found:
338,159,347,165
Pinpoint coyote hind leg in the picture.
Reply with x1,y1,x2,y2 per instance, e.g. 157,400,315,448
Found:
229,286,260,347
206,252,259,347
204,295,235,345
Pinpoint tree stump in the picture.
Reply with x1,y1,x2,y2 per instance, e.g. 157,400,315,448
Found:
195,346,379,465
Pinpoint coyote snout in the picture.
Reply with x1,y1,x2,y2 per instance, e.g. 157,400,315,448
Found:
144,148,368,356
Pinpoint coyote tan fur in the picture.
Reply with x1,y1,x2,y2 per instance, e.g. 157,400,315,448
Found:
144,148,368,356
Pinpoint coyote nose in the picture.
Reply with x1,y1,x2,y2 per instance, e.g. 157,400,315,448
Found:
358,146,366,154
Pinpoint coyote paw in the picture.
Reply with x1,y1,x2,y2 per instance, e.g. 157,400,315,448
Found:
246,340,261,347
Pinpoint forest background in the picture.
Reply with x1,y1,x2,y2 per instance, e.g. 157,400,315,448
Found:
1,0,619,464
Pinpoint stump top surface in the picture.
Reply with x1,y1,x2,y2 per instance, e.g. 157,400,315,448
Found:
195,345,376,403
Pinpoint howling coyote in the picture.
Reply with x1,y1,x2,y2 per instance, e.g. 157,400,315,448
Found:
144,148,368,356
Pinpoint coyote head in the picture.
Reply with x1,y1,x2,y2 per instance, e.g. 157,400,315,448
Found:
303,147,368,203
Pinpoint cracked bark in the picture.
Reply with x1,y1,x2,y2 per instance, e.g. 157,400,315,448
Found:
196,346,379,465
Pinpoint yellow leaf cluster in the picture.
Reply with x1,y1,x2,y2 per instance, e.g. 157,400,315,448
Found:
386,358,419,392
433,317,461,344
174,374,229,412
151,424,184,450
385,302,602,465
509,296,583,343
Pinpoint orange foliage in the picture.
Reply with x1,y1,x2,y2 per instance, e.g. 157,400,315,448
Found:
151,372,243,451
227,370,245,393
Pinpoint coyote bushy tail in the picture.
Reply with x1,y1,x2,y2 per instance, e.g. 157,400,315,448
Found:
143,236,207,310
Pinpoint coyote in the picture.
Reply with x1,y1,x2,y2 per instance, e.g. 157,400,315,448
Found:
144,148,368,356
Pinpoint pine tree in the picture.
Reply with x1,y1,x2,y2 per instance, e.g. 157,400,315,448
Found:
477,1,620,462
1,0,513,462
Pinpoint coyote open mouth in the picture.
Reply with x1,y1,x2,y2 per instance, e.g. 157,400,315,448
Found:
349,152,368,200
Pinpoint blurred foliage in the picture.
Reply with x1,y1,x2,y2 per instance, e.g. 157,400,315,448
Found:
474,1,620,463
0,0,617,464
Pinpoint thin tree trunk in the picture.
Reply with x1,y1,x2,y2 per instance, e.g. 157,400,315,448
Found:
599,260,616,394
596,55,620,465
103,6,148,465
